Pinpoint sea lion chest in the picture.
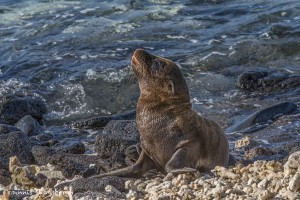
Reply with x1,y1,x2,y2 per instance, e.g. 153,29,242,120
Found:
136,106,182,167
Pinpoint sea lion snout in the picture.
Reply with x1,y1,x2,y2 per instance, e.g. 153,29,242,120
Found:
132,49,154,61
131,49,159,76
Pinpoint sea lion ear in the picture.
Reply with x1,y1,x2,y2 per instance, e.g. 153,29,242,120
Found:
168,80,175,95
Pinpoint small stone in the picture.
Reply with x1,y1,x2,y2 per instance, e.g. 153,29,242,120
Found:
160,181,172,189
225,188,245,195
46,178,58,188
242,185,253,194
288,167,300,192
286,151,300,169
235,136,258,149
105,184,122,195
163,173,174,181
265,160,282,171
284,151,300,176
9,156,21,172
125,180,137,190
254,189,273,200
278,187,300,200
257,178,269,188
244,147,273,160
126,189,139,200
50,195,69,200
214,166,240,180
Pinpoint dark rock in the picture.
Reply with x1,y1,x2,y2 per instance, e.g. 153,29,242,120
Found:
71,110,136,129
0,162,6,170
95,120,139,159
226,102,298,133
0,131,33,168
55,176,128,194
32,145,109,178
29,173,47,188
0,124,20,135
31,146,55,165
30,133,55,146
48,139,59,146
0,169,12,186
49,154,84,178
237,70,269,90
46,178,58,188
228,154,237,167
275,139,300,156
73,192,126,200
49,154,108,178
269,132,298,143
15,115,44,136
237,69,300,93
268,24,291,39
0,95,47,125
244,147,274,160
53,140,85,154
73,191,125,200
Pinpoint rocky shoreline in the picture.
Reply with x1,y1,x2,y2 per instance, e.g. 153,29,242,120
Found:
2,149,300,199
0,69,300,199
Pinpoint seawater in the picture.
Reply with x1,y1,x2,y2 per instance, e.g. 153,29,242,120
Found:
0,0,299,125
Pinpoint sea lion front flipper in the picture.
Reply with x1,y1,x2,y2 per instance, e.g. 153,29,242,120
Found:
165,148,189,173
124,143,141,165
90,150,156,179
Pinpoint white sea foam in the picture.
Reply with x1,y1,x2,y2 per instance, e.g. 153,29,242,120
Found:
0,78,30,95
86,68,98,80
114,23,135,33
99,68,129,83
199,51,227,61
45,83,87,119
80,8,97,14
0,1,79,25
166,35,186,39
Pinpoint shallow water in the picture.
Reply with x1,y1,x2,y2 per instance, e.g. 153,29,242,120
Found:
0,0,299,127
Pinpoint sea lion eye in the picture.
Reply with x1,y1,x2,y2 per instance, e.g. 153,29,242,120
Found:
151,60,164,74
152,60,162,68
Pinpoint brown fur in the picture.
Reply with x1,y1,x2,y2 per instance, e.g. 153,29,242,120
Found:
92,49,229,179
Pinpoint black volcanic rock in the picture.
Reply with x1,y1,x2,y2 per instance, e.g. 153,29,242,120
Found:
0,95,47,125
15,115,44,136
0,131,33,168
95,120,139,159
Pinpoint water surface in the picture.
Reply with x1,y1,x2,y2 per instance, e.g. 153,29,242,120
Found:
0,0,299,127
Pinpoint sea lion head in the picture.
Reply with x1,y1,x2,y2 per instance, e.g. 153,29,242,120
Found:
131,49,190,103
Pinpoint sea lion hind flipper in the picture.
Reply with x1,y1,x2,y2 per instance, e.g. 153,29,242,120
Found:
91,150,156,179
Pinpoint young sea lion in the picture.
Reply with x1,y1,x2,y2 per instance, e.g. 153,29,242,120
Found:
92,49,229,178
